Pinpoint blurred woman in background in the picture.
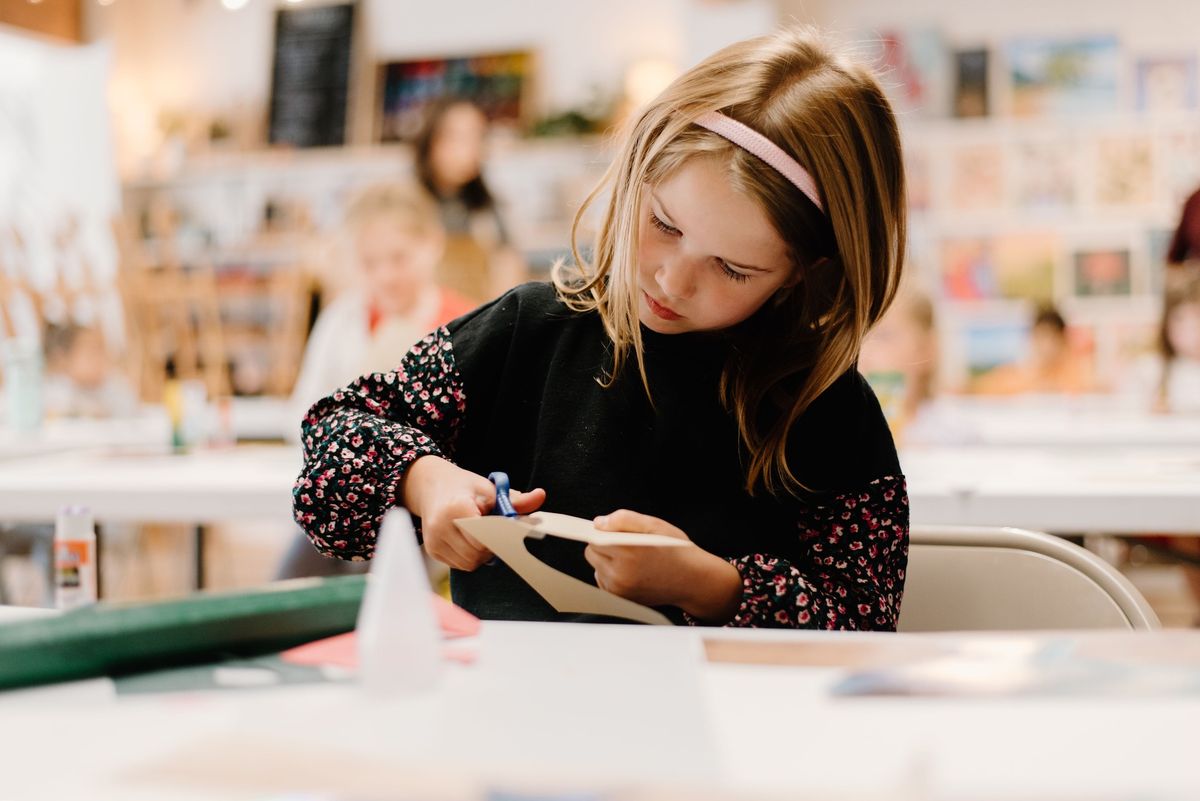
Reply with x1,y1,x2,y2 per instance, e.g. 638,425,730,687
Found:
414,98,527,301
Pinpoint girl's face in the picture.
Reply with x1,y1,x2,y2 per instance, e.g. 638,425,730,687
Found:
1167,299,1200,361
355,218,443,317
636,156,796,334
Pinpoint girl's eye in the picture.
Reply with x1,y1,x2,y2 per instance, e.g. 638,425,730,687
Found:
649,212,679,236
650,210,750,283
718,261,751,284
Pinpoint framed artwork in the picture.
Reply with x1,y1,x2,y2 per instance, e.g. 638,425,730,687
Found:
868,28,949,116
1135,56,1198,112
963,319,1029,377
941,238,997,301
953,48,989,118
1012,136,1077,210
1007,36,1120,117
940,235,1057,305
378,50,533,143
1095,135,1154,206
948,143,1005,209
992,233,1058,304
1072,248,1133,297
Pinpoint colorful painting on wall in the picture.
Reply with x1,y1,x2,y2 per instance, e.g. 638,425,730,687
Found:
869,28,949,116
963,320,1029,377
953,48,989,118
992,234,1059,303
1008,36,1120,117
1072,248,1133,297
379,50,532,143
941,238,997,300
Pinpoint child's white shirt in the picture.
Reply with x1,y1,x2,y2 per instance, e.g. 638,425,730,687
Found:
289,286,443,439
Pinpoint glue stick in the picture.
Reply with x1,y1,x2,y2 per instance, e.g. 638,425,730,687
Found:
54,506,97,609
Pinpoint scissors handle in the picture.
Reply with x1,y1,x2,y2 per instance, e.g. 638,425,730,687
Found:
488,471,518,518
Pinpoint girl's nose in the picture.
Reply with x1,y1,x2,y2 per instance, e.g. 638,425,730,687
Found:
656,255,699,300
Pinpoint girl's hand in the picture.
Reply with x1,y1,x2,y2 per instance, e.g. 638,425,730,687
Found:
401,456,546,571
585,509,743,623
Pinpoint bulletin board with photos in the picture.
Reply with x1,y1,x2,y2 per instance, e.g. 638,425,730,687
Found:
867,27,1200,387
377,50,534,143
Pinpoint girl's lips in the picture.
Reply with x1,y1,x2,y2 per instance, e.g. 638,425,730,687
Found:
644,292,682,321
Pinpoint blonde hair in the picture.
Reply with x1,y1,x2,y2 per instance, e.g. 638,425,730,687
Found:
343,182,444,238
553,27,907,496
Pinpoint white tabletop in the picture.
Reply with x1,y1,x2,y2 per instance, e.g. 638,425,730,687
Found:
0,412,170,463
904,445,1200,535
0,445,300,524
907,395,1200,449
0,619,1197,800
0,440,1196,537
228,396,294,442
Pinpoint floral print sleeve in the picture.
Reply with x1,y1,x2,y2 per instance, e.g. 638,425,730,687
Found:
691,475,909,631
292,328,464,560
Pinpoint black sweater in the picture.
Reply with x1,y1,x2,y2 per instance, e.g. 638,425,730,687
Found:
293,282,909,628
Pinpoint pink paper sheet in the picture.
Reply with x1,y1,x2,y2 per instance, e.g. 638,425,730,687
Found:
280,593,479,668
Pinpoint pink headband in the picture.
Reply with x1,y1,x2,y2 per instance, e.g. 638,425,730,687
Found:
694,111,824,213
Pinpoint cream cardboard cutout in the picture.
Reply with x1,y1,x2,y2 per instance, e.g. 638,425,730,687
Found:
453,512,688,626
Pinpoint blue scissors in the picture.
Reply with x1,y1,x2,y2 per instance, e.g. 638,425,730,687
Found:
488,471,518,518
484,471,517,566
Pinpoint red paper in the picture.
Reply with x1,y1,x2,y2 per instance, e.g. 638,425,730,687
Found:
280,593,480,668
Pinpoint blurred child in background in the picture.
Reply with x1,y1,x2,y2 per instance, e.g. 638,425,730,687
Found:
289,182,476,424
279,182,476,580
859,288,938,437
414,98,526,301
42,322,138,419
1153,269,1200,414
972,304,1093,396
1131,269,1200,623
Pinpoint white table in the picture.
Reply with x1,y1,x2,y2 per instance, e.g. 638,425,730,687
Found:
1,441,1196,538
907,395,1200,449
0,445,300,589
228,396,294,442
904,445,1200,535
0,413,171,463
0,444,300,525
0,618,1196,800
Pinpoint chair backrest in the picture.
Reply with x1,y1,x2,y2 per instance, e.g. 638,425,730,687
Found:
899,525,1160,632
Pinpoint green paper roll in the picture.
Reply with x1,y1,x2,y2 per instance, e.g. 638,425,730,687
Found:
0,575,367,691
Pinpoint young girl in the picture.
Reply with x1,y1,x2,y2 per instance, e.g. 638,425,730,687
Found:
288,182,476,425
294,28,909,629
1154,269,1200,413
279,182,474,580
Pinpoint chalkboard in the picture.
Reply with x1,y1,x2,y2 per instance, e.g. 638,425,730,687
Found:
268,3,355,148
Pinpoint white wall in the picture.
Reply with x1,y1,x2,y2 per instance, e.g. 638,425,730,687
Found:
793,0,1200,50
85,0,775,177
